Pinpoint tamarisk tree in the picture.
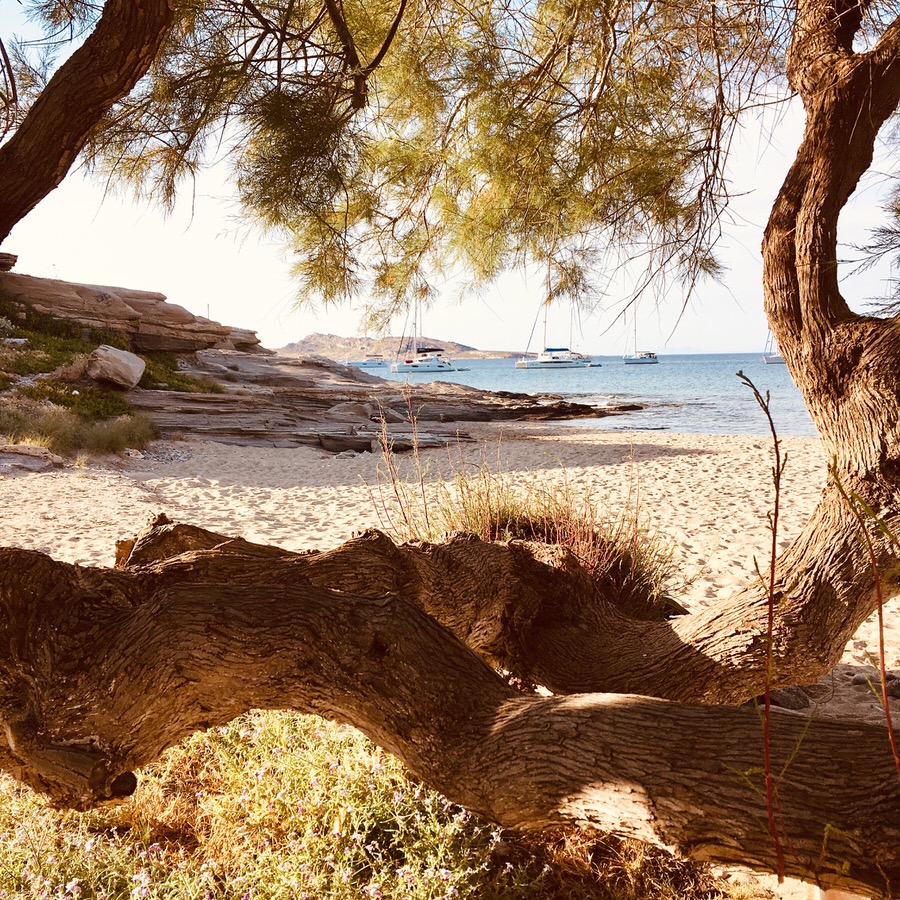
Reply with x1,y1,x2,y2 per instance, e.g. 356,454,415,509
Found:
1,0,900,895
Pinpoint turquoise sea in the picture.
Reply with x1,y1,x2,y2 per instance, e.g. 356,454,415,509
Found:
378,353,817,438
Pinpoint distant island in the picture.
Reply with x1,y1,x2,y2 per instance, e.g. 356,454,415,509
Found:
279,333,519,360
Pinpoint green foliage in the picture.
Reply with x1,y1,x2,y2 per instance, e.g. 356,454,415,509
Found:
18,380,134,418
237,90,360,232
0,339,83,376
0,296,219,394
139,353,224,393
0,396,156,455
0,300,153,454
0,294,129,349
0,294,130,376
0,711,735,899
9,0,786,324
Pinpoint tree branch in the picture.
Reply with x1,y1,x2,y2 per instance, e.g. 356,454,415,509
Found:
114,507,893,705
0,0,174,245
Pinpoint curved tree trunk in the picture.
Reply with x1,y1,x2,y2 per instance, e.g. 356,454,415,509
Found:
0,0,174,246
116,516,896,705
0,541,897,897
763,2,900,527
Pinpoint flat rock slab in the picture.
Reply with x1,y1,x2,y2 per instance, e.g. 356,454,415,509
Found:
0,445,64,472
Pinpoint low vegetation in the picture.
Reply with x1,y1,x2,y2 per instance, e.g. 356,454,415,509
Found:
0,297,128,376
17,380,134,419
139,352,224,393
0,712,733,900
375,435,685,620
0,296,214,455
0,396,156,455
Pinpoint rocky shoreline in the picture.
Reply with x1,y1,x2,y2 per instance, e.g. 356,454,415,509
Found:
0,269,640,452
126,349,640,450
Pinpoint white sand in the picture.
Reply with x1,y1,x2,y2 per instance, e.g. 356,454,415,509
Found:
0,426,895,899
1,425,896,670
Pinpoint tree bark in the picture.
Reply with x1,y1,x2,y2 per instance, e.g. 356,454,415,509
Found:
764,5,900,469
113,514,895,706
0,539,897,897
0,0,174,246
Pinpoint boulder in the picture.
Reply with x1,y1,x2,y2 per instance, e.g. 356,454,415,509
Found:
323,401,377,422
86,345,146,390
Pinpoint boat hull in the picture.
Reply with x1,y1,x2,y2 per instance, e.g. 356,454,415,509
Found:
515,359,595,369
391,352,457,373
345,359,387,368
515,348,597,368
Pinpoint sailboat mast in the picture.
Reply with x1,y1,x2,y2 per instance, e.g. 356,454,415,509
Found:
543,267,551,350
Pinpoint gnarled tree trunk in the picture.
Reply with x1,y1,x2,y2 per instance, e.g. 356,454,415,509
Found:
0,530,897,897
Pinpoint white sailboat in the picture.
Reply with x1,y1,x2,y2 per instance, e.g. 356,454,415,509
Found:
623,307,659,365
391,302,458,373
515,296,598,369
762,332,786,365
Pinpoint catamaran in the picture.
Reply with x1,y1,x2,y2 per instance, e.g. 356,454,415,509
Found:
391,346,455,372
391,303,460,372
515,347,595,368
515,293,598,369
344,353,388,368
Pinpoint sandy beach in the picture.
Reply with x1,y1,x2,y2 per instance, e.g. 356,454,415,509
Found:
1,424,896,899
2,423,897,681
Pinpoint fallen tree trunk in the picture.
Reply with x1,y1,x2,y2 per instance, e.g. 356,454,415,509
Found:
0,537,897,897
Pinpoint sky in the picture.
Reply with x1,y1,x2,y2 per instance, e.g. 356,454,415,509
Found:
1,7,895,354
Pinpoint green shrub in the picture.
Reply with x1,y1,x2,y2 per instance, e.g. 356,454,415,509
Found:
0,294,225,396
0,294,129,349
376,452,684,621
0,397,156,455
0,294,134,389
18,380,134,418
140,352,224,393
0,335,92,376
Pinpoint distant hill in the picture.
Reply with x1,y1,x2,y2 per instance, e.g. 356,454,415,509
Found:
279,333,517,360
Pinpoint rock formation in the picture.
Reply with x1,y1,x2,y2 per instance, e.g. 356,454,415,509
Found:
124,350,631,449
0,444,64,472
0,271,260,353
